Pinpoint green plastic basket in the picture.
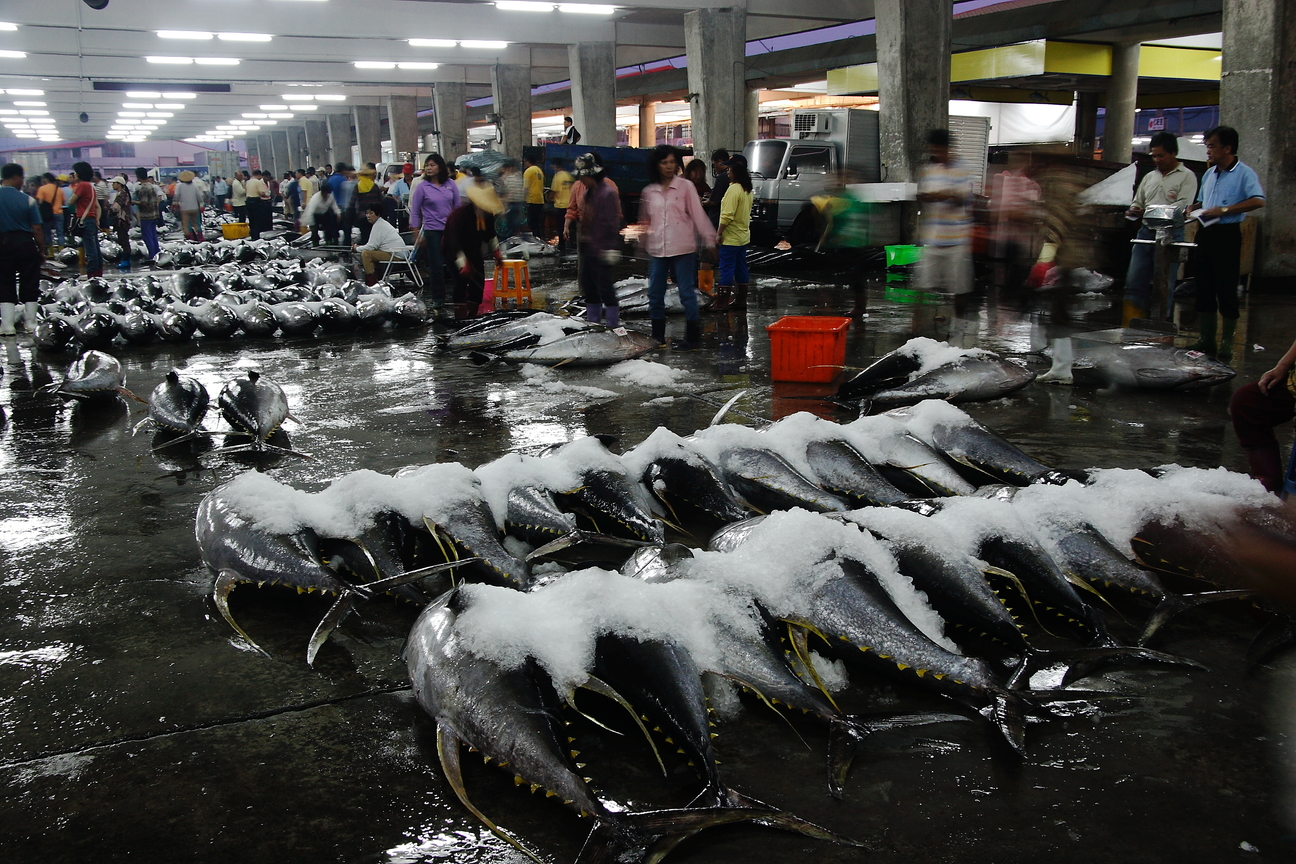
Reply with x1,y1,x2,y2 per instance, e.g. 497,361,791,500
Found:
885,244,922,268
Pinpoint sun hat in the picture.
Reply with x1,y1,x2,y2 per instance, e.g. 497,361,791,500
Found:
178,170,195,182
464,181,505,215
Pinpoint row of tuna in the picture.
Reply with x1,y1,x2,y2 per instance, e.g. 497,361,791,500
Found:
31,263,429,352
837,336,1237,409
194,399,1284,862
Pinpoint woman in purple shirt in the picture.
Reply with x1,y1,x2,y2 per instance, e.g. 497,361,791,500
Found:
409,153,460,312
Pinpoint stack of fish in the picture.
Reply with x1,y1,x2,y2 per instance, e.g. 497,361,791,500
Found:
439,309,658,366
195,399,1282,862
31,262,428,352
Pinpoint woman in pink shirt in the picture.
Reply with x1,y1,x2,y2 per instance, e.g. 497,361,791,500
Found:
637,145,716,350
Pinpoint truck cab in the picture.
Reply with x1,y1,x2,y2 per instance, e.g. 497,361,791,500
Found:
745,138,840,243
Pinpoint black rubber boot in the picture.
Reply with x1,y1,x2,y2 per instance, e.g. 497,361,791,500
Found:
711,284,735,312
735,282,749,310
1189,313,1217,356
1218,316,1238,363
673,319,702,351
651,317,667,347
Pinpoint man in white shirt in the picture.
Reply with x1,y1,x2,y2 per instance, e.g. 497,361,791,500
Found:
1124,131,1198,315
916,128,974,296
352,202,408,285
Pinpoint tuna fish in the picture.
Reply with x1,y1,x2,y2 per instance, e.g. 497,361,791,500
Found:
474,327,658,367
858,357,1036,412
143,370,210,446
216,371,304,458
406,587,855,864
716,447,851,514
891,401,1070,486
1070,344,1236,390
48,350,138,404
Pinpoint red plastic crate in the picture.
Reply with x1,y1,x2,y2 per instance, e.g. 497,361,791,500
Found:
765,316,851,383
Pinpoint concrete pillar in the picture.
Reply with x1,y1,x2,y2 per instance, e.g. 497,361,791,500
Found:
353,105,383,167
876,0,951,184
432,82,469,160
271,130,292,178
256,134,277,177
285,127,307,170
325,112,353,167
246,137,263,173
1222,0,1296,279
637,100,656,148
876,0,951,241
1074,91,1100,158
387,95,421,158
304,119,329,168
684,8,747,162
1104,42,1140,164
491,64,532,160
745,89,760,145
569,42,617,147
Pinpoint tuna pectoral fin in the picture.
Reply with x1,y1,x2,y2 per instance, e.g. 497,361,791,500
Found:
1139,589,1255,646
714,786,863,848
436,723,544,864
214,442,311,460
576,807,801,864
827,713,970,799
307,592,357,667
707,389,749,427
213,570,270,658
525,531,652,564
149,429,213,451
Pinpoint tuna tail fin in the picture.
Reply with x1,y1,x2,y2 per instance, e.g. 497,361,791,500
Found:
1246,615,1296,667
986,687,1028,756
1007,644,1208,691
306,559,482,666
213,570,270,658
585,785,861,864
826,712,971,799
1139,589,1255,646
436,723,545,864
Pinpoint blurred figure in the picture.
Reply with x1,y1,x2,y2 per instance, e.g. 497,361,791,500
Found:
496,161,524,240
547,160,574,255
109,176,132,271
683,158,710,201
35,173,63,253
1124,132,1197,317
915,129,973,297
443,180,505,320
989,151,1042,289
1230,334,1296,495
522,154,546,240
702,148,730,228
572,154,622,327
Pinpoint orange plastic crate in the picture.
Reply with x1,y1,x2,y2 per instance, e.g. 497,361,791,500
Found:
765,316,851,383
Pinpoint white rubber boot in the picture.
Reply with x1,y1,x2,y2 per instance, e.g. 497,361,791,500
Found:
0,302,16,336
1038,337,1074,384
22,301,39,332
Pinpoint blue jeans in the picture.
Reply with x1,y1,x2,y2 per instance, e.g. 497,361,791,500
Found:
648,253,700,321
718,244,749,285
82,220,102,273
1124,225,1183,311
420,229,446,303
141,218,159,259
43,218,63,248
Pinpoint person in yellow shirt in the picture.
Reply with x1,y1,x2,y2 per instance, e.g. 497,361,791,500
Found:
712,154,754,312
35,173,64,253
547,160,574,254
522,155,546,240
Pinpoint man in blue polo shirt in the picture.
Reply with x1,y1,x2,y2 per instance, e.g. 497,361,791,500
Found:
1190,125,1266,361
0,162,45,337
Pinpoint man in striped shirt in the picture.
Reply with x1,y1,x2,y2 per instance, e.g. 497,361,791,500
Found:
916,128,974,296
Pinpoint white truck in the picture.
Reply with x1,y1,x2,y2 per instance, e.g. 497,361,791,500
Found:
743,108,990,246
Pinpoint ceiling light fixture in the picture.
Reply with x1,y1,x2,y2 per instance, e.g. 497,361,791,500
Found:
154,103,185,110
314,94,346,101
122,102,153,109
12,101,45,107
286,104,317,110
558,3,617,12
259,104,288,110
0,23,17,31
242,112,267,118
6,89,43,96
0,50,27,59
280,93,311,100
218,32,272,42
19,109,48,116
126,90,162,98
266,113,293,119
119,111,147,117
163,91,197,99
158,30,213,40
409,39,456,48
354,61,396,69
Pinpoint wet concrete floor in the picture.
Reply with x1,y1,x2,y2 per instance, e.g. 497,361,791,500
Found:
0,255,1292,863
